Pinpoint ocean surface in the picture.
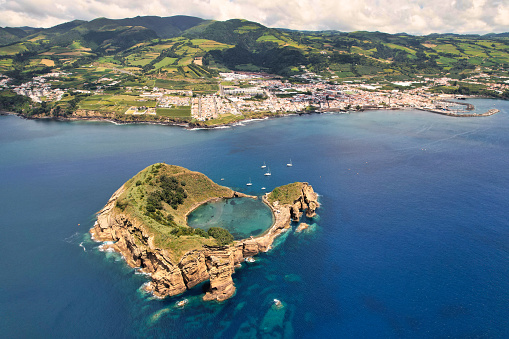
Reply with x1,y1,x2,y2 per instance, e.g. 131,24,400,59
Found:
1,99,508,338
187,197,274,240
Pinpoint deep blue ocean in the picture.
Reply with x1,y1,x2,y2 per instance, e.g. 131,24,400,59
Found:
1,99,508,338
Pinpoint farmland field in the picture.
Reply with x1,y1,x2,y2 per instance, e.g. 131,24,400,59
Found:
156,106,191,117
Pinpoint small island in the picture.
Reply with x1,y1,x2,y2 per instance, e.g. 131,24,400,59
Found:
90,163,319,301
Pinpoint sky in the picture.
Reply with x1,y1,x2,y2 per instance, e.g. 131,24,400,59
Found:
1,0,508,35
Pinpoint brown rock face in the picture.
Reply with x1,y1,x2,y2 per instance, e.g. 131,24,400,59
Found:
179,251,209,289
203,247,236,301
90,182,319,301
302,184,319,218
306,201,318,218
150,261,187,297
291,202,303,222
286,183,320,222
241,241,260,257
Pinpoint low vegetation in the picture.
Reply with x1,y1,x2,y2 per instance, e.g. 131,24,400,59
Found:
114,163,235,254
267,182,303,205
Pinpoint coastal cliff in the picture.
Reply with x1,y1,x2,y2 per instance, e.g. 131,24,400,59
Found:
90,164,319,301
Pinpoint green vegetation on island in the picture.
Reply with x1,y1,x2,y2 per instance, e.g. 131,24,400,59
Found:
267,182,305,205
114,163,236,256
91,164,319,301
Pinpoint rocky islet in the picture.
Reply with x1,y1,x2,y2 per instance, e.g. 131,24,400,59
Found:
90,164,319,301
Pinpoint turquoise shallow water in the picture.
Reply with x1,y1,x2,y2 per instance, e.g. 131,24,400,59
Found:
187,197,274,240
1,99,508,338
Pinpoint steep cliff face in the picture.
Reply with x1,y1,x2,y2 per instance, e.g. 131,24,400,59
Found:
90,181,319,301
203,247,236,301
289,182,320,221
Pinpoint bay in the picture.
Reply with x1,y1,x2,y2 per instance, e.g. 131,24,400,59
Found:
0,99,508,338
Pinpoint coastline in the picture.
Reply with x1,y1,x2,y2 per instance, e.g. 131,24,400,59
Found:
0,110,20,116
0,107,384,129
3,96,501,131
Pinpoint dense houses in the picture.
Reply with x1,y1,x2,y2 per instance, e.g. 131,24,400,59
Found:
188,76,483,120
12,72,69,103
3,67,508,120
0,75,9,88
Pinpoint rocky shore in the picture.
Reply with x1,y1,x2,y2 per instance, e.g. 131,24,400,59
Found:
90,181,319,302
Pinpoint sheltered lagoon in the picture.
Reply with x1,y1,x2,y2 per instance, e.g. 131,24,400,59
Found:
187,197,274,240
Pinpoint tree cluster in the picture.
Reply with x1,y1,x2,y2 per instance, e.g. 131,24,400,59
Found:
0,90,30,113
207,227,234,246
146,174,187,212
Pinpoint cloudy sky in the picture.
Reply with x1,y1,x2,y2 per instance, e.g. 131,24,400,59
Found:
1,0,508,35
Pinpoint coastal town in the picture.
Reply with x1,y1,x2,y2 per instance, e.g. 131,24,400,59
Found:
1,66,506,122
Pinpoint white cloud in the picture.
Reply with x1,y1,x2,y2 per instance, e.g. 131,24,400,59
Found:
0,0,507,34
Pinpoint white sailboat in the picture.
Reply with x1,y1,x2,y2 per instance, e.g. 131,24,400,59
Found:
246,177,252,186
264,167,271,176
261,161,266,169
287,159,293,167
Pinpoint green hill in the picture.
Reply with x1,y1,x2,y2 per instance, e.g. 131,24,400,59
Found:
1,15,509,93
0,27,31,45
116,15,205,38
183,19,269,46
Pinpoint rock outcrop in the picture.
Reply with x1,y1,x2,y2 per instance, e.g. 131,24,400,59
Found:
289,182,320,220
90,182,319,302
295,223,309,233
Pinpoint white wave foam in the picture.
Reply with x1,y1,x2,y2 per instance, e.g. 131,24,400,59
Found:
90,221,99,241
138,282,153,295
79,242,86,252
98,242,115,252
135,269,150,276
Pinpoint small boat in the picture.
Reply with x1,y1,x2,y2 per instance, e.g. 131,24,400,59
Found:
220,178,224,181
246,177,252,186
261,187,266,190
261,162,267,169
264,168,271,176
287,159,293,167
273,299,283,308
176,299,188,307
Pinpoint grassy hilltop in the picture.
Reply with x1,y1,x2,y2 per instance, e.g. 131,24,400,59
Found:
2,15,509,78
114,163,235,256
267,182,305,205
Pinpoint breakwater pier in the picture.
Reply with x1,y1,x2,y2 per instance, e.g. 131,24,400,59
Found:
417,107,499,117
